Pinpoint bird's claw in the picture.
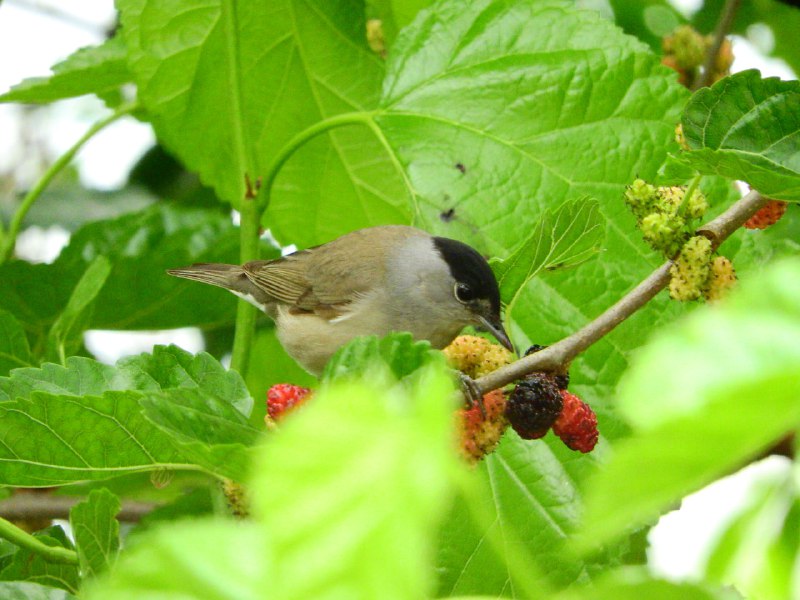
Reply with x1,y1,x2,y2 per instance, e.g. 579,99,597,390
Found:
457,372,486,418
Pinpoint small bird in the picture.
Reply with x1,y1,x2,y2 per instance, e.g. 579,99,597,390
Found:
168,225,512,376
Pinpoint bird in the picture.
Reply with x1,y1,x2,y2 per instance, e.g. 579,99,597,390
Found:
167,225,512,376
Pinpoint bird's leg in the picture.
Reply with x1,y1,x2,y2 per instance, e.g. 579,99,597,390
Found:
457,372,486,418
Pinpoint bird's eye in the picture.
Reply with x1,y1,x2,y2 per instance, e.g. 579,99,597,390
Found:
454,282,476,303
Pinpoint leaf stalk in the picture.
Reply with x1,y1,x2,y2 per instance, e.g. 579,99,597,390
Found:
0,102,138,264
0,516,79,565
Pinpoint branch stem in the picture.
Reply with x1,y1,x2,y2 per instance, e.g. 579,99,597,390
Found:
230,191,261,376
474,189,768,394
0,516,79,565
694,0,740,90
0,494,155,522
0,102,137,263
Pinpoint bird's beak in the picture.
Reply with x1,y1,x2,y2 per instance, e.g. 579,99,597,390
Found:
477,314,514,353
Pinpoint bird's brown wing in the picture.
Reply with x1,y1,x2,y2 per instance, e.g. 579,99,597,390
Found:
243,226,422,314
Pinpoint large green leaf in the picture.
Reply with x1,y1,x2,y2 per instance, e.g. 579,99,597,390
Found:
368,0,687,442
375,0,685,254
119,0,408,241
581,259,800,549
70,489,121,579
87,366,460,599
0,346,256,485
681,70,800,201
138,389,260,481
84,521,266,600
0,390,189,487
0,526,79,594
117,345,252,416
252,367,460,599
0,205,268,335
0,36,131,106
0,310,33,376
436,433,612,594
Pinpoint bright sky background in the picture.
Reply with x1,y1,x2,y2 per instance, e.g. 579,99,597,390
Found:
0,0,797,584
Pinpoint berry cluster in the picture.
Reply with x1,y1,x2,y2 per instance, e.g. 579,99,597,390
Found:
443,335,514,379
624,179,738,303
744,200,788,230
266,384,312,422
503,346,598,453
661,25,733,89
504,371,599,453
624,179,708,257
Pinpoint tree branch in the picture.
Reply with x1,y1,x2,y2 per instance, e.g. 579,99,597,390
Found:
694,0,740,91
474,189,769,395
0,494,157,523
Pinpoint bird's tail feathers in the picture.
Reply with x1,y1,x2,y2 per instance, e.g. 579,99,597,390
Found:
166,263,247,291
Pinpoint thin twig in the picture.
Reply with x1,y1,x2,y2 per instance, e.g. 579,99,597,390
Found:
0,494,157,523
474,190,768,395
694,0,740,91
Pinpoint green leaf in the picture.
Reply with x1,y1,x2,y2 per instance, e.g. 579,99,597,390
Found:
87,365,459,599
0,310,33,376
491,197,604,312
138,389,261,481
436,433,613,594
0,36,131,105
580,258,800,549
681,70,800,201
553,566,742,600
703,465,799,600
0,205,269,334
0,582,75,599
250,365,460,599
0,526,79,594
119,0,408,242
84,520,267,600
375,0,686,254
70,489,121,579
321,332,444,383
119,345,253,417
607,0,684,50
46,256,111,365
366,0,687,445
0,346,255,485
0,390,189,487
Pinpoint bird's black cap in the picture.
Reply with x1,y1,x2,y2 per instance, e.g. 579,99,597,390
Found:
432,236,501,315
